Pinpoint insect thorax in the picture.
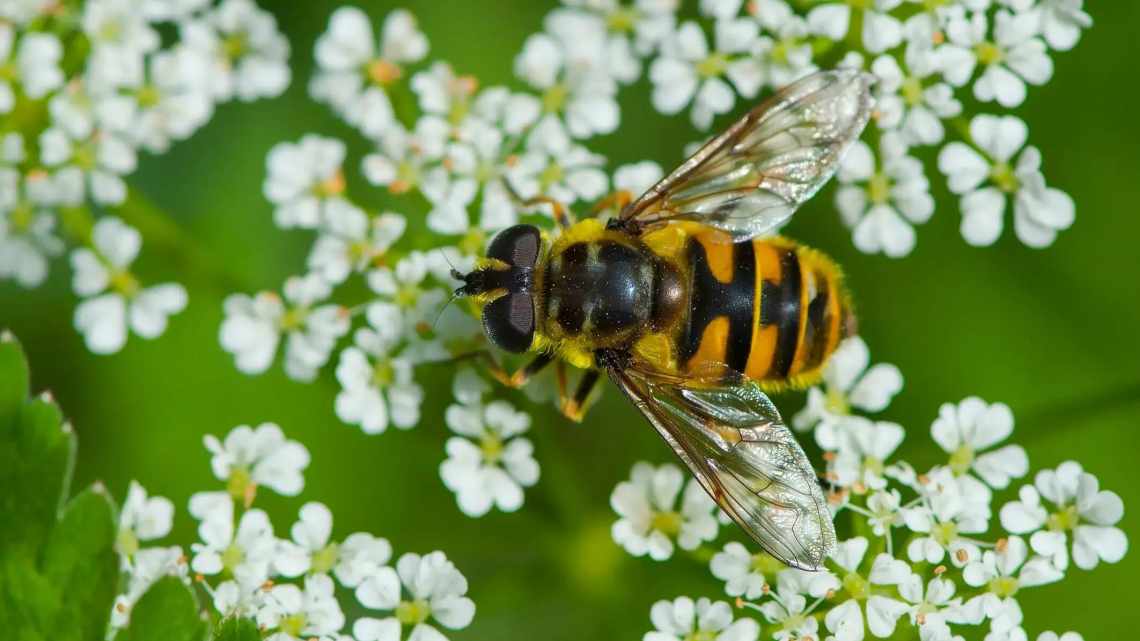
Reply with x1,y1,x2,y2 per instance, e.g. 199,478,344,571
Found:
539,223,682,352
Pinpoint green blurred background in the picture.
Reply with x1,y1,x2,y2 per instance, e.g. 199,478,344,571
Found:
2,1,1138,638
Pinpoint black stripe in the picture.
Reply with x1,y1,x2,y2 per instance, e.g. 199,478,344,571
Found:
681,239,755,375
761,248,801,379
551,243,589,333
573,369,601,406
806,269,831,369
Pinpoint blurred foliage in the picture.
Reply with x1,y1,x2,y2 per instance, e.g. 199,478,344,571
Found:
2,1,1138,639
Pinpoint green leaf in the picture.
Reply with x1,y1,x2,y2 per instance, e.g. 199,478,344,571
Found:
211,617,260,641
0,336,119,641
0,331,28,428
116,577,206,641
40,487,120,641
0,343,75,557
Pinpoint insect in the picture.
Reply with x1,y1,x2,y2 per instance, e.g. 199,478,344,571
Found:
452,70,875,570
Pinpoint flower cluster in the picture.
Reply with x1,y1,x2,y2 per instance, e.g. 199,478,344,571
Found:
0,0,289,353
614,336,1126,641
109,421,476,641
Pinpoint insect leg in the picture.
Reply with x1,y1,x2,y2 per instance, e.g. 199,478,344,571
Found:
451,349,555,389
591,190,633,217
503,178,573,229
507,352,555,388
560,369,602,423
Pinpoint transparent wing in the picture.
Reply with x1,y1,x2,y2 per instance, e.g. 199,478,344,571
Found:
605,360,836,570
619,69,875,240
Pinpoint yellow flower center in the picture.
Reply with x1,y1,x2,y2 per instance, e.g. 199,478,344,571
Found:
650,510,683,536
279,307,308,331
539,162,564,190
750,551,785,575
8,204,34,232
395,599,431,625
868,171,892,205
902,76,925,107
696,52,729,78
136,84,162,108
480,432,504,464
222,33,248,61
607,8,638,33
221,542,244,573
989,161,1019,193
989,575,1020,598
311,542,340,575
109,269,140,298
542,82,569,113
949,445,975,476
279,614,306,637
1047,505,1080,532
825,386,851,415
226,466,253,500
115,528,140,557
975,42,1004,66
372,359,395,387
686,631,717,641
0,62,18,81
933,521,959,547
843,572,870,600
314,170,346,197
367,59,403,86
460,227,487,256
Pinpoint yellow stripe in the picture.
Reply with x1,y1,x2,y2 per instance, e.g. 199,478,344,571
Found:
685,316,729,373
789,253,814,378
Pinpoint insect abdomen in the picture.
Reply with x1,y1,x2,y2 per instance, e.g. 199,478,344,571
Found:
678,231,849,389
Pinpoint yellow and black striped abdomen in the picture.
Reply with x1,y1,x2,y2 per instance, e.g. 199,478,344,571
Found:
673,229,850,390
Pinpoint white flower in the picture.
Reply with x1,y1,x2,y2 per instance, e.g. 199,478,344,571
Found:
3,27,64,107
649,17,763,129
564,0,679,56
1035,0,1091,51
645,596,759,641
311,7,428,138
755,570,823,641
434,118,522,238
613,160,664,200
807,0,904,54
203,422,311,498
999,461,1127,571
116,481,174,559
836,134,934,258
308,200,405,284
274,273,350,382
795,337,903,439
411,61,479,126
96,47,215,154
109,546,189,629
515,9,624,139
710,542,785,600
870,47,962,146
361,117,448,196
904,468,990,567
0,170,64,288
962,536,1062,620
931,396,1027,489
70,218,187,355
510,116,608,207
141,0,211,22
440,371,539,517
821,541,909,641
219,291,286,374
354,551,475,641
188,494,276,585
333,533,393,589
182,0,291,102
610,462,718,560
1037,633,1083,641
275,502,338,578
211,573,268,618
896,574,970,635
938,114,1074,248
40,121,137,207
83,0,160,58
752,5,817,88
264,134,347,229
866,489,904,537
941,10,1052,108
829,417,906,493
258,574,346,641
334,322,425,434
367,251,450,348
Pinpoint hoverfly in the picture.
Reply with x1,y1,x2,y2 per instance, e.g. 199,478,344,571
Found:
452,70,874,571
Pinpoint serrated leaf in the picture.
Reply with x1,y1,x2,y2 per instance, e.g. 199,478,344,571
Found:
211,617,260,641
116,577,206,641
0,334,75,558
0,331,28,428
41,487,119,641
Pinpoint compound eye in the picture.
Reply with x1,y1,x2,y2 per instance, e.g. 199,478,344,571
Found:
487,225,541,269
482,292,535,353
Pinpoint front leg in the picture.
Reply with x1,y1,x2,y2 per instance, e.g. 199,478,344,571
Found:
559,368,602,423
